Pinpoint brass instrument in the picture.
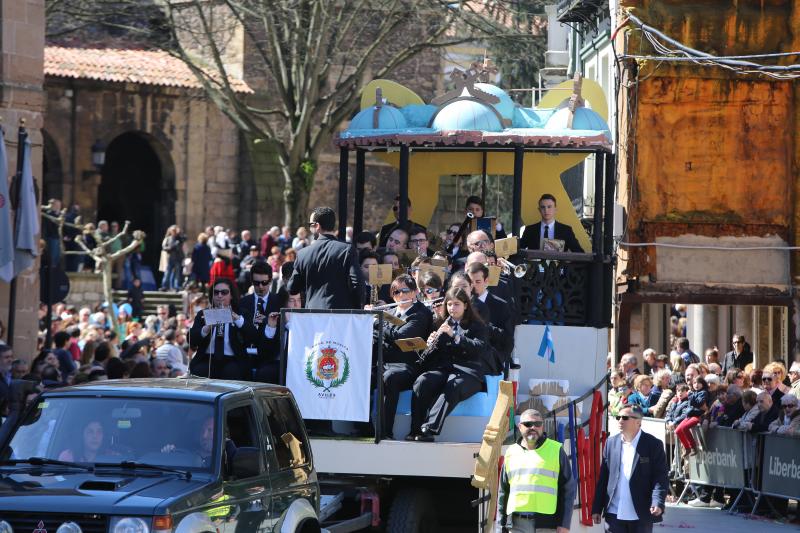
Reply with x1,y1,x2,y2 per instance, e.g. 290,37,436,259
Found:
370,283,379,305
498,257,529,278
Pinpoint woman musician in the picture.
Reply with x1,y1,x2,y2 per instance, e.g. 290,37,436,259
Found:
189,278,252,380
367,274,432,439
407,287,490,442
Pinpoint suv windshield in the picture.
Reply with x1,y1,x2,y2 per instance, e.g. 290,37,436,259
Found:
1,396,217,472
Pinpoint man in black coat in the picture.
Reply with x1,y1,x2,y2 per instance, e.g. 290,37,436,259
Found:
519,194,584,253
288,207,363,310
592,405,668,533
721,334,753,374
466,261,512,375
378,196,426,248
239,261,282,383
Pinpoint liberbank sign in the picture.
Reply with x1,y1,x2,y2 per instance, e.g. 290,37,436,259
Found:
761,434,800,499
687,427,745,488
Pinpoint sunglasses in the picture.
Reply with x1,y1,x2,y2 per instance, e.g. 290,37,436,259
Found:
252,280,271,286
392,288,413,296
762,377,773,382
446,229,459,235
521,420,543,428
424,287,440,294
213,289,230,296
615,415,641,421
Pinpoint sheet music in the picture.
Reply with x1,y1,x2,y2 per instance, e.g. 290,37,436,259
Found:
203,308,233,325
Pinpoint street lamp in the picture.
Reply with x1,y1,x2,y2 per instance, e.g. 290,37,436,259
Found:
91,139,106,169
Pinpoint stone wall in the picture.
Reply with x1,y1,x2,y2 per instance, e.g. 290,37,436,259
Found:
0,0,45,357
64,272,104,310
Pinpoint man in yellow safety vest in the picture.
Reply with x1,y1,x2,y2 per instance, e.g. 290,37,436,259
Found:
496,409,576,533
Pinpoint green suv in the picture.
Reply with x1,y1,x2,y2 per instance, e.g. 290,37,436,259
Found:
0,378,321,533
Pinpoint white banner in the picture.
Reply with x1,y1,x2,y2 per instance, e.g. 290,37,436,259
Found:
286,313,373,422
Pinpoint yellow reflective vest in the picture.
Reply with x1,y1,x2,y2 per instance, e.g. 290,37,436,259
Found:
504,439,561,515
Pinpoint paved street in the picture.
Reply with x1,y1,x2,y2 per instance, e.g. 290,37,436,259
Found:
659,503,800,532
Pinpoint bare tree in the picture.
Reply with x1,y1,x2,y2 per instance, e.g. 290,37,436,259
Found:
47,1,543,227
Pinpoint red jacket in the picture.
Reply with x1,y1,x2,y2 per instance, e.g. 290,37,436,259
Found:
209,259,235,286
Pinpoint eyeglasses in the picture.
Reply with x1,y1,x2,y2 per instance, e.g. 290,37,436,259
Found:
252,280,271,286
213,289,230,296
784,404,797,409
615,415,641,421
392,288,413,296
409,239,427,245
470,240,490,247
521,420,543,428
762,377,773,382
733,340,743,345
424,287,440,294
446,229,459,235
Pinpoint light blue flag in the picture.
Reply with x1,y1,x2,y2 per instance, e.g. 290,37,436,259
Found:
537,324,556,363
13,136,39,276
0,127,12,282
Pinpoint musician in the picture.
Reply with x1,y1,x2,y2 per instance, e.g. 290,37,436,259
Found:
189,278,251,379
466,262,512,374
408,287,490,441
409,226,430,257
379,196,426,247
419,270,445,321
359,250,382,306
465,196,507,239
519,194,584,253
385,227,410,253
448,271,490,324
370,275,433,439
466,251,518,323
409,256,432,287
239,261,281,383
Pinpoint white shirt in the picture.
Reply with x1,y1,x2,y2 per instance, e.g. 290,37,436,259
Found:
540,222,555,242
608,430,641,520
477,291,488,303
203,316,245,356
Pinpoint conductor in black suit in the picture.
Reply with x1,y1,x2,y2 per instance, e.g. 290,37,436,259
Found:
239,261,282,383
189,278,253,380
288,206,363,310
370,274,433,439
592,405,669,533
519,194,584,253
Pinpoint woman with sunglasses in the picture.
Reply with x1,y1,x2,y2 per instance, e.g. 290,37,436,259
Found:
418,270,445,320
376,275,433,439
407,287,489,442
188,278,249,380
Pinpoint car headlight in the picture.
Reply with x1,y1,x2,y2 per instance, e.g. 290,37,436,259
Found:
109,517,150,533
56,523,82,533
0,520,12,533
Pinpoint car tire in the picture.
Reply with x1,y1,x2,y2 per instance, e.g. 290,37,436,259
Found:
386,488,438,533
295,519,320,533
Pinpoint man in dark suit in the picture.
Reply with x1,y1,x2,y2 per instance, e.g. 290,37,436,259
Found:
592,405,668,533
288,206,363,310
0,344,14,416
465,261,512,375
519,194,584,253
374,274,433,439
378,196,426,248
239,261,282,383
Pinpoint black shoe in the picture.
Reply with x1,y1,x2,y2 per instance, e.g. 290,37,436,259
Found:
405,433,419,441
417,428,435,442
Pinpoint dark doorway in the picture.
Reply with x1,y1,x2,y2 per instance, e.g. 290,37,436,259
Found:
98,132,175,271
42,130,63,202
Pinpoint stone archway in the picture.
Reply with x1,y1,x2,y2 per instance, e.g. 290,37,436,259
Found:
98,131,176,270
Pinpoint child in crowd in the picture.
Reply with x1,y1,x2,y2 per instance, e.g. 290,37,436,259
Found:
674,376,709,455
666,384,691,425
608,370,629,416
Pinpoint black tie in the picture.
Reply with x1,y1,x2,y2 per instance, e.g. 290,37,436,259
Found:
546,224,551,240
214,324,225,356
258,297,266,315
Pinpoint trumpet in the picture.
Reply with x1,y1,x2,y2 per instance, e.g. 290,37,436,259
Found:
498,257,529,278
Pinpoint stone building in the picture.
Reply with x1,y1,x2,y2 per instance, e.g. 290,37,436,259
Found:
0,0,45,356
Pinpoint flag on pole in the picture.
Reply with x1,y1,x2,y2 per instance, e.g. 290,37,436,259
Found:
0,127,13,282
537,325,556,363
13,136,39,276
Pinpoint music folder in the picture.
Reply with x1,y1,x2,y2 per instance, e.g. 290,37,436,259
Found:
494,237,518,257
381,311,406,327
395,337,427,352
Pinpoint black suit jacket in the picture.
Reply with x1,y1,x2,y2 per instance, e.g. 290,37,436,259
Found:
188,310,251,374
519,221,584,253
721,349,753,374
592,431,668,523
287,234,363,309
239,293,282,363
482,292,513,361
380,301,433,365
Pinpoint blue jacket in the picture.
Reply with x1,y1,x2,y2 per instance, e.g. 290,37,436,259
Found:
665,398,692,424
592,431,669,523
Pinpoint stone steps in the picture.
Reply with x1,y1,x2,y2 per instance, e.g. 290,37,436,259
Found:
112,290,186,316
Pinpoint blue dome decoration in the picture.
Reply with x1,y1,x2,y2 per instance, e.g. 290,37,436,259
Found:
431,99,504,132
350,104,407,130
474,83,515,122
513,107,554,128
400,104,438,128
545,106,610,137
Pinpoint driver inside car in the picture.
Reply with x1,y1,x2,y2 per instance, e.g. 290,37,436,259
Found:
161,417,236,468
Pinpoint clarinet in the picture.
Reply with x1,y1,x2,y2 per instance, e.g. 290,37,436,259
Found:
419,317,457,363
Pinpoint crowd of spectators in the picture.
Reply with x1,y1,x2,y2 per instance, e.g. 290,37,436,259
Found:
609,329,800,511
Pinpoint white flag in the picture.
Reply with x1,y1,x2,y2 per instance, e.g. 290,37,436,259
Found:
286,313,373,422
13,136,39,276
0,128,12,282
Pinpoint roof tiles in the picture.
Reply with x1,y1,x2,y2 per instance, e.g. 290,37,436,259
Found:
44,46,252,93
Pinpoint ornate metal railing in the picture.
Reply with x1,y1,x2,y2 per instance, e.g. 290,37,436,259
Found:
516,250,612,327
